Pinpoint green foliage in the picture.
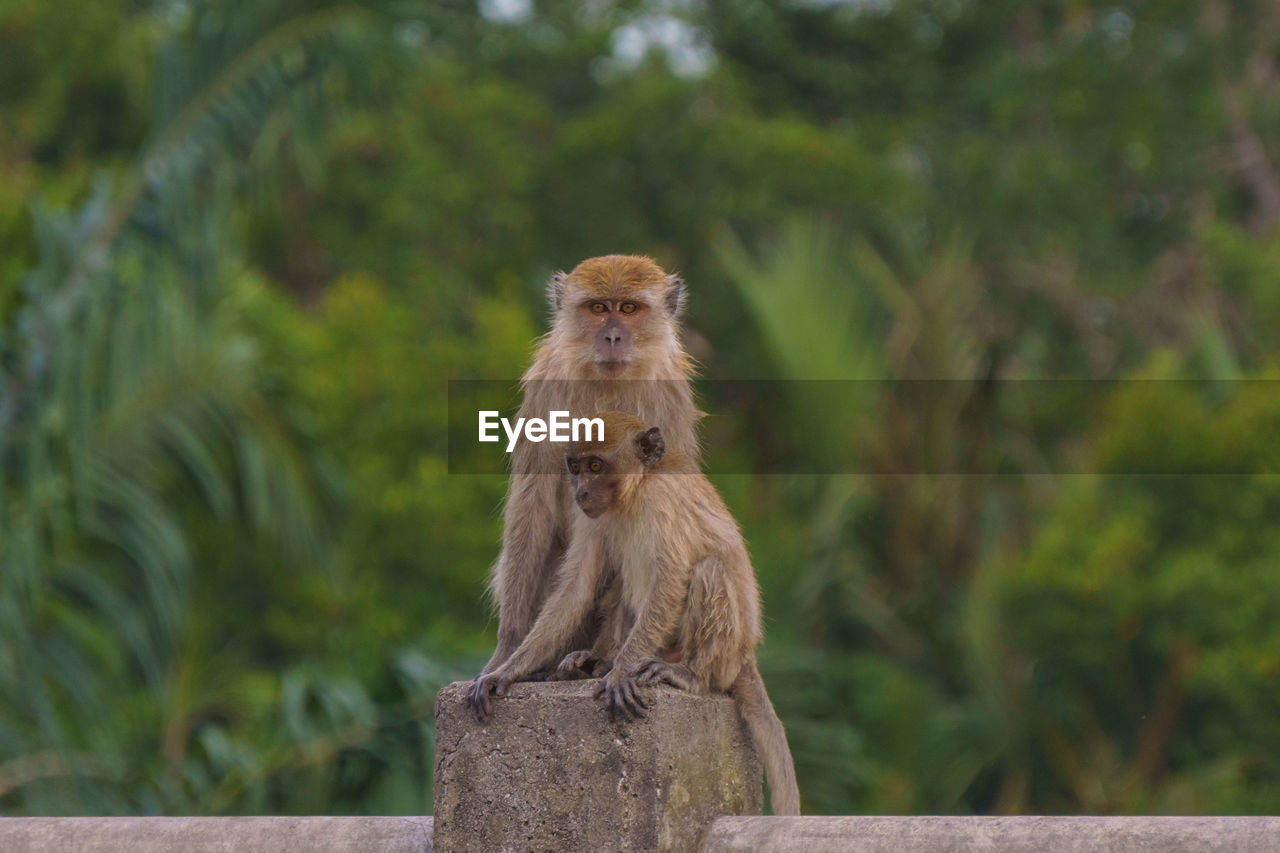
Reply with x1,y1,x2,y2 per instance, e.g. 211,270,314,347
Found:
1002,372,1280,812
1,0,462,814
4,0,1280,819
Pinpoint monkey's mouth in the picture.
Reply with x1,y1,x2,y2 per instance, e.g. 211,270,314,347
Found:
595,359,629,377
577,500,607,518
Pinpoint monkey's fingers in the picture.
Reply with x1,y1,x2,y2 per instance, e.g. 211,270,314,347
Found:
468,676,501,723
466,683,487,723
635,658,674,687
604,677,645,721
631,659,662,685
621,679,648,718
604,683,620,721
603,680,628,722
554,651,596,681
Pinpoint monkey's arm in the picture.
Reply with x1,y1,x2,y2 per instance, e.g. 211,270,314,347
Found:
469,534,603,721
494,534,602,679
553,575,626,680
483,448,564,674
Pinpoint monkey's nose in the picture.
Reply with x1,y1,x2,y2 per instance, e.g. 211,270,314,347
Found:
576,491,589,504
604,327,622,346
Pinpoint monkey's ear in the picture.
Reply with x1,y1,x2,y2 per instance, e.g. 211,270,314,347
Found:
664,274,687,317
547,271,568,311
635,427,666,467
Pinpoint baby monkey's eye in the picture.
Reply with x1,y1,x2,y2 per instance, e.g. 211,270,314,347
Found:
567,459,580,474
590,302,608,314
588,459,602,473
619,302,638,314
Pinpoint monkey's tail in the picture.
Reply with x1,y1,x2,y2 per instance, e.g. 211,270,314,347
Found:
732,660,800,815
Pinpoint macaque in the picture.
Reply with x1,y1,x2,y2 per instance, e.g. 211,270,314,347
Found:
469,412,801,815
476,256,701,682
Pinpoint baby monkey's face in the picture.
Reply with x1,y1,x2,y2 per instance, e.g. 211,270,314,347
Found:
566,454,617,519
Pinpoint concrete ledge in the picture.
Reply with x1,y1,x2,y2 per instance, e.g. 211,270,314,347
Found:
0,816,433,853
5,814,1278,852
702,816,1280,852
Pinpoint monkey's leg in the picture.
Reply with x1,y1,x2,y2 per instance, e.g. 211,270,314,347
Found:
624,561,714,694
676,556,753,692
602,558,690,721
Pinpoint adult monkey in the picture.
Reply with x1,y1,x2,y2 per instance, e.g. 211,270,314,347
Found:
473,255,701,689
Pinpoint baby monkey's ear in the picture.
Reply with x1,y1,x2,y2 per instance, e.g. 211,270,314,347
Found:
635,427,665,467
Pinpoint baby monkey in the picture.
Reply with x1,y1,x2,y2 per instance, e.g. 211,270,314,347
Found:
468,411,800,815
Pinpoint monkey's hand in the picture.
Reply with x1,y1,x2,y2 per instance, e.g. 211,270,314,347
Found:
466,671,514,723
550,650,600,681
630,657,698,691
596,667,648,721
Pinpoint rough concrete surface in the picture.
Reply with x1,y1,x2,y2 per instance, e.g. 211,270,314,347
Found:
701,815,1280,852
433,678,762,852
0,816,433,853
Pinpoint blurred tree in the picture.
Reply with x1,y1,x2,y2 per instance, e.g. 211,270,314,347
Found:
1000,360,1280,813
0,0,466,815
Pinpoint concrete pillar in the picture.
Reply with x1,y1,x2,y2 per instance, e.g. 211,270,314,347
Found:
432,679,762,852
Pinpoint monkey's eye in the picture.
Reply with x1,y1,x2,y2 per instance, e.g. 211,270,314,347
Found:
588,458,602,473
567,459,580,474
619,302,638,315
590,302,608,314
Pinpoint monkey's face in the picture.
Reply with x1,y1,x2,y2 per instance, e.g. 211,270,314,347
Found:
577,298,651,377
566,454,618,518
566,421,665,518
547,256,686,380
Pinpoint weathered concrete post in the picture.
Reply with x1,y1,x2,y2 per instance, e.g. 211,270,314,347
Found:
433,679,762,852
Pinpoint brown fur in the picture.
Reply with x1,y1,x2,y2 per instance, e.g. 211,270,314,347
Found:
470,412,801,815
564,255,683,302
478,257,701,681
